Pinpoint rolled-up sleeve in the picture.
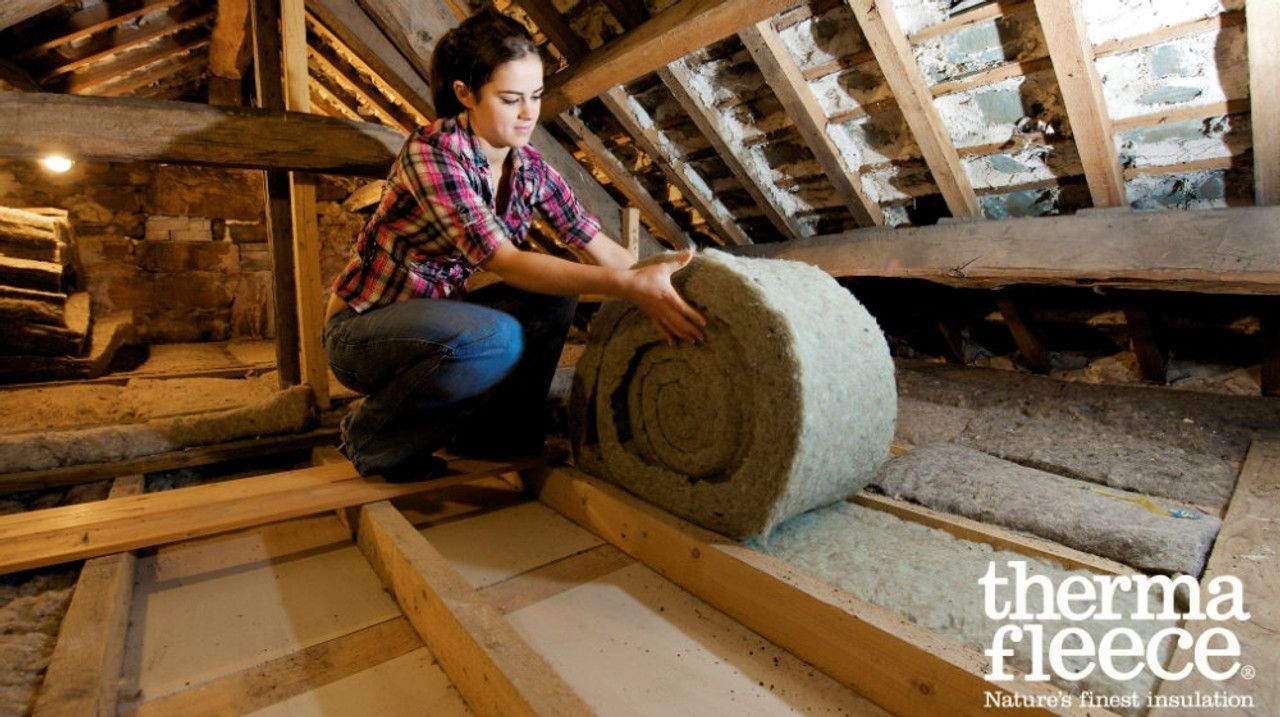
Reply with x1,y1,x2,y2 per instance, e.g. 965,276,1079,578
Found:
534,162,600,249
399,137,509,266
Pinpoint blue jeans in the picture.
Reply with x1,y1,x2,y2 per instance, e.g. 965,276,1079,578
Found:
324,283,576,476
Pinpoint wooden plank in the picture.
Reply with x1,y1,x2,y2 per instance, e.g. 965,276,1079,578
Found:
0,454,547,574
1034,0,1125,208
741,20,882,227
730,205,1280,295
41,11,216,82
1122,302,1166,383
0,255,63,292
1111,98,1251,133
527,466,1096,717
845,0,982,218
555,113,692,249
540,0,801,118
852,491,1134,575
1149,440,1279,716
31,475,143,717
513,0,589,62
662,61,802,241
600,88,751,246
15,0,184,60
1123,153,1247,179
995,295,1050,373
0,0,66,33
132,617,422,717
907,0,1034,43
306,0,435,123
0,93,402,176
1093,10,1245,58
283,0,332,409
1248,0,1279,205
356,500,593,716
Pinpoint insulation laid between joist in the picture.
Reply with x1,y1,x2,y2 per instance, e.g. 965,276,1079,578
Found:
571,250,896,538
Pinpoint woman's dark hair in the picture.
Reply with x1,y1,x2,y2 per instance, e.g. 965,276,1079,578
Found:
429,9,541,118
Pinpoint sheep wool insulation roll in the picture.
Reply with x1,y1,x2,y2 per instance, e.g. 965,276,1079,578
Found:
570,250,897,539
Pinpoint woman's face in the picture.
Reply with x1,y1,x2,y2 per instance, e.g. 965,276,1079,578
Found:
456,53,543,150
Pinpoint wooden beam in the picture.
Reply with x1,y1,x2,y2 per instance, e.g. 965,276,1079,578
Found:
0,454,548,574
599,90,748,246
540,0,801,118
741,20,882,227
356,500,593,716
0,0,66,33
66,37,210,95
662,62,802,241
601,0,648,30
133,617,422,717
209,0,253,87
1122,302,1166,383
31,475,142,717
40,11,217,83
0,92,402,175
512,0,589,62
1111,98,1251,133
845,0,982,218
306,0,434,123
728,205,1280,295
527,466,1087,717
1093,10,1245,59
15,0,183,60
995,294,1050,373
0,59,41,91
907,0,1034,44
929,55,1054,98
1034,0,1126,207
283,0,332,410
556,113,692,249
621,206,641,260
1248,0,1279,205
1149,440,1279,715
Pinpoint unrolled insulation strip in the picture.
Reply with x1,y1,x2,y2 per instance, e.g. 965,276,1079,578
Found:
570,250,897,539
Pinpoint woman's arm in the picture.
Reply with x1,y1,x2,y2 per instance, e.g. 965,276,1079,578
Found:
581,231,638,270
481,242,705,345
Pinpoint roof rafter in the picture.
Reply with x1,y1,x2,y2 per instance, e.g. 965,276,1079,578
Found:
1033,0,1126,208
845,0,982,218
0,0,66,34
40,11,217,83
1248,0,1279,205
740,19,882,227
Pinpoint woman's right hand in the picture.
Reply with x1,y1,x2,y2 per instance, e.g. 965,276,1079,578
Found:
622,251,707,345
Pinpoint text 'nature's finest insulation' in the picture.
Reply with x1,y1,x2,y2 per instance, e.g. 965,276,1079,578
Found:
571,250,896,539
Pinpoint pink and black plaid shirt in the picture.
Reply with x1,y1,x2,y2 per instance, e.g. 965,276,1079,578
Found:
331,116,600,312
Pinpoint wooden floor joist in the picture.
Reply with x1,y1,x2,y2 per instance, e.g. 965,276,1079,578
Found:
729,205,1280,295
31,476,142,717
0,454,542,574
356,500,593,716
525,465,1100,717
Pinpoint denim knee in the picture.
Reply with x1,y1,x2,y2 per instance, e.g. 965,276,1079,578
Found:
455,310,524,389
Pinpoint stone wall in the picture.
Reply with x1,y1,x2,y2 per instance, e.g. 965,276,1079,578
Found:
0,160,365,343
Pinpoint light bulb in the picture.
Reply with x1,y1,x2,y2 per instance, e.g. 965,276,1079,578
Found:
40,155,74,173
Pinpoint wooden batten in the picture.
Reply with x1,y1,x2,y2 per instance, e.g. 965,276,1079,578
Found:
728,205,1280,295
356,500,593,716
540,0,801,118
41,11,217,83
308,44,410,131
1034,0,1126,208
845,0,983,219
741,19,883,227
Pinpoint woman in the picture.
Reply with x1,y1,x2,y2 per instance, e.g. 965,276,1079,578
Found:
324,9,706,482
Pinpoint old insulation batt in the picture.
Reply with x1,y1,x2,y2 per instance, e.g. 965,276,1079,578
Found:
571,250,896,539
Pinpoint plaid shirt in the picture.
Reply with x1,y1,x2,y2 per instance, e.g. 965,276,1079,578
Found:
331,116,600,312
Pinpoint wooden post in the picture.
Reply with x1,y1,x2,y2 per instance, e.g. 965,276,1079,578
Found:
1122,302,1166,384
995,295,1051,374
622,207,641,262
1247,0,1279,205
251,0,302,388
1034,0,1126,208
282,0,330,408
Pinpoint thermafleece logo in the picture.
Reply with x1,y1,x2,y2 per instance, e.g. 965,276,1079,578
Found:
978,561,1256,711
